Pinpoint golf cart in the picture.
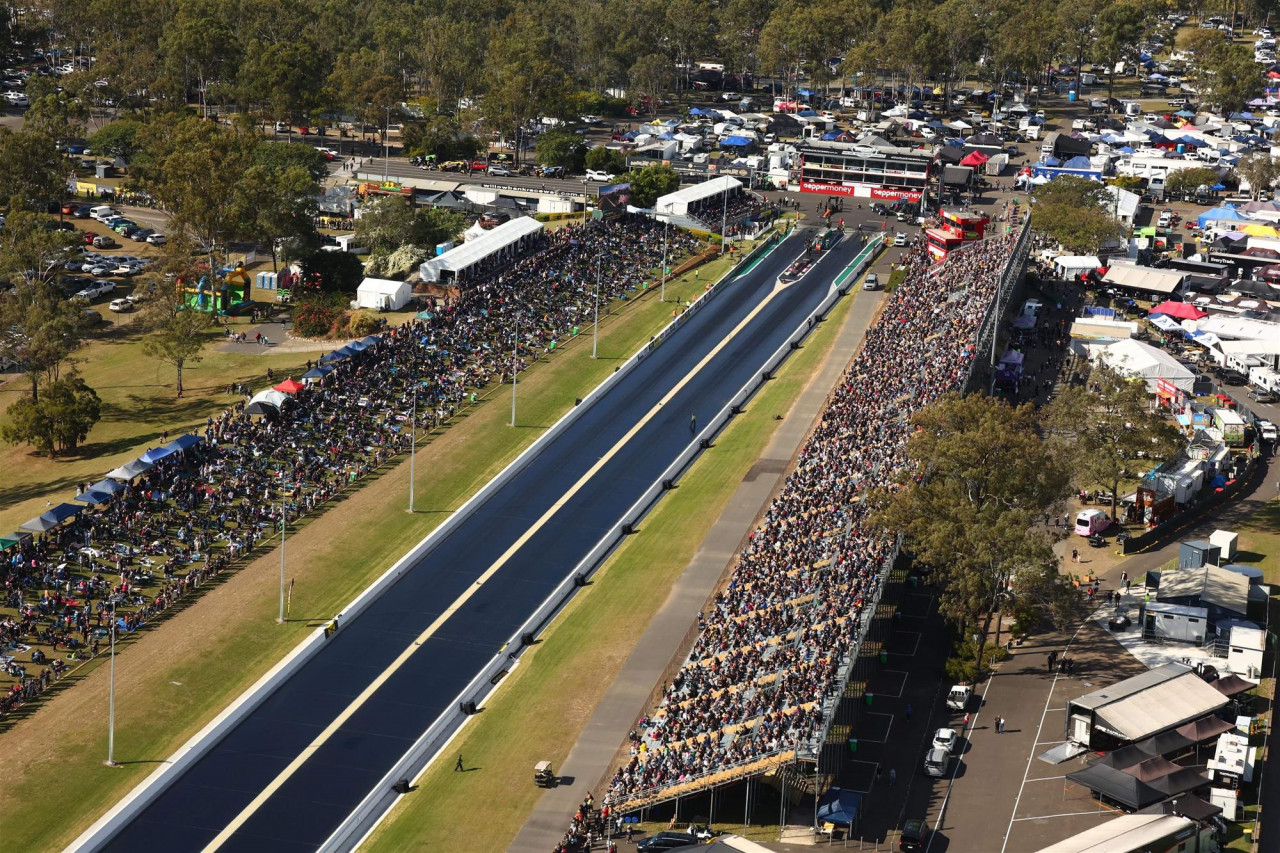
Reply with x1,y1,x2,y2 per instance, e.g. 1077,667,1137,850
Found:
534,760,556,788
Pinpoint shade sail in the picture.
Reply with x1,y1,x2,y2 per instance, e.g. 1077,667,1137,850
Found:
21,503,83,532
273,378,306,394
106,458,154,481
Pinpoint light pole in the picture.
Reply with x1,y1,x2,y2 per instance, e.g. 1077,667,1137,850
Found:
660,219,669,302
408,382,417,513
592,249,601,359
105,599,117,766
510,316,519,427
720,183,729,256
278,496,287,623
383,105,391,183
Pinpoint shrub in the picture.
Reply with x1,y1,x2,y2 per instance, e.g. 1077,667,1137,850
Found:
348,311,382,337
293,299,341,339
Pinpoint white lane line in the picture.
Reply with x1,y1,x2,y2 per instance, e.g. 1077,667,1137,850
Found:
999,622,1089,853
1011,811,1110,822
199,264,800,852
1025,775,1067,783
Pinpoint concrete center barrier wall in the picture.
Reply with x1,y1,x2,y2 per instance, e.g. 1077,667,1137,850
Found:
321,231,882,852
68,226,787,853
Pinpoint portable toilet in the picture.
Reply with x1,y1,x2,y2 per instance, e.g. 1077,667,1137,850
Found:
256,271,278,290
1142,601,1208,643
1210,530,1238,561
1180,539,1221,570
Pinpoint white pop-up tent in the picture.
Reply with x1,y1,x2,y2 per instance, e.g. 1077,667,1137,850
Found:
1090,338,1195,392
355,277,412,311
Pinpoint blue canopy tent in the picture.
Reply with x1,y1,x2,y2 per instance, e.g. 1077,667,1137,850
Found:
346,339,371,352
720,135,752,147
1177,135,1207,148
302,364,336,380
820,130,842,140
76,487,116,505
139,445,177,464
816,787,863,826
320,345,356,364
797,88,815,97
1062,155,1093,169
361,335,381,347
1176,109,1196,118
21,503,83,532
1041,155,1062,167
1118,146,1135,153
81,478,126,500
688,107,708,116
162,434,203,455
1197,206,1247,227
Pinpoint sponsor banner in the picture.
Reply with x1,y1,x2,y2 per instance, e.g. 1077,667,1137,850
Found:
869,186,922,202
800,180,855,196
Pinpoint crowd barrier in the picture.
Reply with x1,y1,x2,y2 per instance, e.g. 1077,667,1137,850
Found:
69,224,792,853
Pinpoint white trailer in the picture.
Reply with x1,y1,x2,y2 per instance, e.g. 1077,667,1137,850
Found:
1249,366,1280,392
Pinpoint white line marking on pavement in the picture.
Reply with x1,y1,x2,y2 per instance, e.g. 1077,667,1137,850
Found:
927,665,997,852
199,265,797,852
1025,775,1067,782
999,622,1089,853
1011,811,1110,822
859,712,895,742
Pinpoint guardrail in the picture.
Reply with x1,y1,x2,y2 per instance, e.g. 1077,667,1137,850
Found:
68,226,789,853
321,229,879,852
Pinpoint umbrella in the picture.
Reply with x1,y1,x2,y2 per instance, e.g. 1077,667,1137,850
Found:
273,377,306,394
106,458,154,481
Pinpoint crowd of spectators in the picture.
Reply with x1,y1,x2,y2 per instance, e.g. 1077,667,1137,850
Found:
600,223,1024,811
686,190,765,234
0,214,697,720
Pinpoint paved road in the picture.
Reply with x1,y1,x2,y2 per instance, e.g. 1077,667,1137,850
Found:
94,227,871,853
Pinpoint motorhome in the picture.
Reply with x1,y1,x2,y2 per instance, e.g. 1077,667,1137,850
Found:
1113,155,1203,181
1250,366,1280,393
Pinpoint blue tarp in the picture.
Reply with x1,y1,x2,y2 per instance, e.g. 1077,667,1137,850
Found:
1041,156,1061,167
1063,155,1093,169
689,107,708,116
721,135,751,147
816,787,863,825
1118,146,1135,153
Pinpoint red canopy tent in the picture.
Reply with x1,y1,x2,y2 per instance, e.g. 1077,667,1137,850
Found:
274,377,306,394
959,150,989,168
1150,300,1207,320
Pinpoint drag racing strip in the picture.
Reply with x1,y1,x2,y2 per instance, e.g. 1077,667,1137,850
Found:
196,252,808,853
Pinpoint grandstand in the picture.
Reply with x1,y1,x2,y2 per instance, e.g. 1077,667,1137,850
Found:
600,218,1033,818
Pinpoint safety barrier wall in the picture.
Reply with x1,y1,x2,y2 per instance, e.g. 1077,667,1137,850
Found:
69,226,787,853
321,231,880,851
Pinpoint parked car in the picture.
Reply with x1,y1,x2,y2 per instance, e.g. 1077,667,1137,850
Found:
932,727,959,754
75,280,115,300
636,832,699,851
583,169,616,182
923,747,951,777
92,235,118,249
130,227,154,242
146,233,166,246
863,272,881,290
899,819,930,852
487,164,514,177
107,297,131,312
114,222,140,236
894,232,907,246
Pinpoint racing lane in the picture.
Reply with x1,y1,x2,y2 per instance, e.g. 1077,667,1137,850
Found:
98,227,868,853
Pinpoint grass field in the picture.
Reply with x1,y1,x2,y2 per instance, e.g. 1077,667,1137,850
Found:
0,246,743,851
361,278,860,852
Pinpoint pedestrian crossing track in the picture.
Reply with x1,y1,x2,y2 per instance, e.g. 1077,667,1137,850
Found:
88,227,874,853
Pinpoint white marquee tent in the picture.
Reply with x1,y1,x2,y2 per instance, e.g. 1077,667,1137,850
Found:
655,176,743,216
355,278,412,311
419,216,544,283
1090,338,1195,392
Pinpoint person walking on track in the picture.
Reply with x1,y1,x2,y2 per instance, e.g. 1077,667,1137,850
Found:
690,414,697,436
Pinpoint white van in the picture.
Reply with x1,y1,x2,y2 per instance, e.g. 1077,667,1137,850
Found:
1075,509,1112,536
89,205,116,220
946,684,972,711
